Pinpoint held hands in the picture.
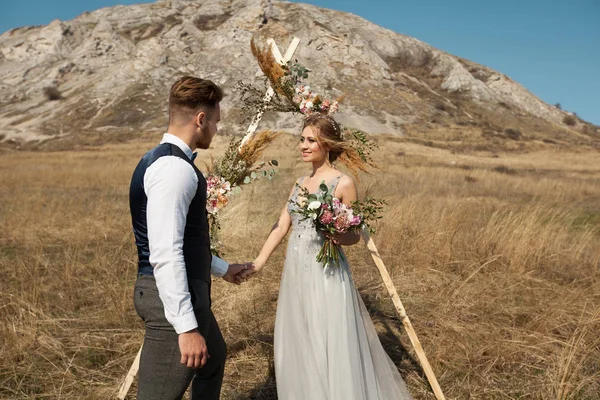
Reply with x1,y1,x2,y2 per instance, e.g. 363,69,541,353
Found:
239,259,265,281
223,262,253,285
222,260,267,283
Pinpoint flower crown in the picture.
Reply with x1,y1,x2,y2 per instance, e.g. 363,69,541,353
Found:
304,113,343,139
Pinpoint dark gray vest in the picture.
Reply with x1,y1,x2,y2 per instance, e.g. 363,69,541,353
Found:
129,143,212,308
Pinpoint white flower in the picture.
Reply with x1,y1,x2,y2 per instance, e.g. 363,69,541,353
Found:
307,201,321,210
305,101,313,110
218,181,231,194
330,101,339,113
310,212,318,220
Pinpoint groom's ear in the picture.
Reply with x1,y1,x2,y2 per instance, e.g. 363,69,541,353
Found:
195,111,206,128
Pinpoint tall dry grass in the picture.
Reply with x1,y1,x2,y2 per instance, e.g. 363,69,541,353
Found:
1,135,599,399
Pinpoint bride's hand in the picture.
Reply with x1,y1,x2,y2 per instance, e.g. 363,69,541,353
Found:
240,259,265,280
324,231,360,246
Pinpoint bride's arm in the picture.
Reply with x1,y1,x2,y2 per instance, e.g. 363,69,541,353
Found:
331,176,361,246
249,183,296,274
253,204,292,272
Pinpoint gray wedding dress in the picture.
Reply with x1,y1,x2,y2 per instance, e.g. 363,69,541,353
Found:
273,176,413,399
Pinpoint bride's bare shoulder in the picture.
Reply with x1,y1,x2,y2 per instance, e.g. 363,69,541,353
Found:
337,174,356,189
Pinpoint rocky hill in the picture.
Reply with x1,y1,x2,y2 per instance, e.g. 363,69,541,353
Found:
0,0,598,150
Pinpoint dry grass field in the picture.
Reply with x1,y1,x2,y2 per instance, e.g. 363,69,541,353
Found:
1,133,599,399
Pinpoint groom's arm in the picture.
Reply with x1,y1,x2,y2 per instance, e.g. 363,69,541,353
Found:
145,156,198,334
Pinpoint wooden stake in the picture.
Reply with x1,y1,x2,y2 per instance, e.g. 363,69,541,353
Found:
361,229,445,399
116,344,142,399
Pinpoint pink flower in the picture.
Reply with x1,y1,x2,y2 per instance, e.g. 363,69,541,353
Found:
206,177,217,190
321,203,330,210
334,215,350,233
206,199,218,214
320,210,334,225
350,215,361,226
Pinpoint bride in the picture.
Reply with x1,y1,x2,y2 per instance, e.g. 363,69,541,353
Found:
244,113,412,399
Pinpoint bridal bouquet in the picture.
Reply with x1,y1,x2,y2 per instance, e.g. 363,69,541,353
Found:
290,182,385,268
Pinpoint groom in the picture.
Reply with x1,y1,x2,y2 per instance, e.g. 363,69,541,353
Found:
129,76,249,400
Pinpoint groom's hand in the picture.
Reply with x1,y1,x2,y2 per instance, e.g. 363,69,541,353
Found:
223,263,251,285
179,329,209,369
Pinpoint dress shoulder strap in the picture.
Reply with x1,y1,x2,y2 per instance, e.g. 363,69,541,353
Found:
291,176,306,198
329,174,344,193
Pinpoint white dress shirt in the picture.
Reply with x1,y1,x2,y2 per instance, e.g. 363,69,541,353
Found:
145,133,229,334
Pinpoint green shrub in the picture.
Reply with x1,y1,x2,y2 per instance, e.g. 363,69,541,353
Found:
43,86,62,101
563,115,576,126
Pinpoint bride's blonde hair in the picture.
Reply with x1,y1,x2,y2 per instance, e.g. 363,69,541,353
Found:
302,114,375,179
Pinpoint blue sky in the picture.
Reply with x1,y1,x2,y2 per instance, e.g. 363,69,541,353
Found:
1,0,598,125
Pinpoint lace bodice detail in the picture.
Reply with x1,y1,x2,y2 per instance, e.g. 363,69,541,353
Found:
287,175,343,234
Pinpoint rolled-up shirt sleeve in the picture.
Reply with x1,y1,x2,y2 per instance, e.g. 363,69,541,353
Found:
145,156,198,334
211,256,229,277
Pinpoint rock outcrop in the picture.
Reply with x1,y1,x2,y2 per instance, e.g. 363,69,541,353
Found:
0,0,595,147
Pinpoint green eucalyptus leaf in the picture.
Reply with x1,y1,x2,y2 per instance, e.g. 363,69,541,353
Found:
243,176,251,184
307,194,318,202
271,160,279,166
319,182,329,192
251,172,257,179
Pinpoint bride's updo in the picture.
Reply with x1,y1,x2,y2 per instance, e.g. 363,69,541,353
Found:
302,113,373,179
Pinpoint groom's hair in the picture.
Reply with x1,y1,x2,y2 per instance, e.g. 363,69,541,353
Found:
169,76,223,123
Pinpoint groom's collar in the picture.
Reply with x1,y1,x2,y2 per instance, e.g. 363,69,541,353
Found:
160,133,194,160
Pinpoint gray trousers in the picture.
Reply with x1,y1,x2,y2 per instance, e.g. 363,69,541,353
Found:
133,275,226,400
